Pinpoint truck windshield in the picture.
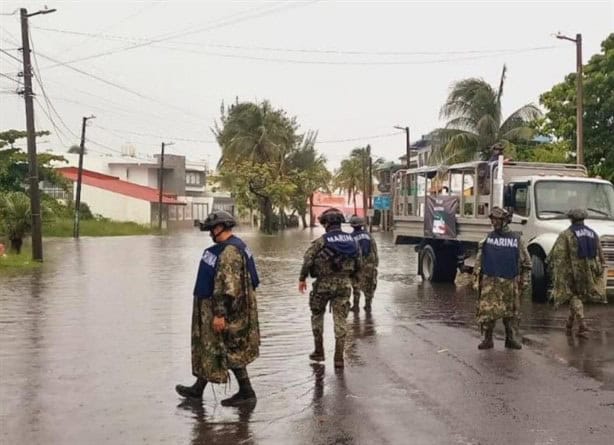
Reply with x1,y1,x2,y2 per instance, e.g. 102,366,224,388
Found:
535,180,614,220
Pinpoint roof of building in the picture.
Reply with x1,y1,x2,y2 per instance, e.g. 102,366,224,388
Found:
57,167,184,205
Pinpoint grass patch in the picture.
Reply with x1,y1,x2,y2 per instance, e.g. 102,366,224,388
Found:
0,250,41,270
43,218,158,237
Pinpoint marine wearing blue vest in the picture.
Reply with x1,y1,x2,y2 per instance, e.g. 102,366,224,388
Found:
349,215,379,312
474,206,531,350
176,211,260,406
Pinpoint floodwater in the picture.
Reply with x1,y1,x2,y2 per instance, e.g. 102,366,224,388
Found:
1,228,613,444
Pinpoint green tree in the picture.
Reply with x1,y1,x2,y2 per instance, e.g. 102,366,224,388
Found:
213,100,299,233
286,132,331,228
334,147,383,215
0,129,66,193
0,191,33,254
540,33,614,178
435,66,542,163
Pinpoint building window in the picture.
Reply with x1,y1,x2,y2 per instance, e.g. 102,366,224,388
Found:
186,172,201,185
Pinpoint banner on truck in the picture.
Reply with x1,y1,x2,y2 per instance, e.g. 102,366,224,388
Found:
424,195,459,239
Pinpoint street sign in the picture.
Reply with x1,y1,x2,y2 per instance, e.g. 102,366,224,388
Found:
373,194,392,210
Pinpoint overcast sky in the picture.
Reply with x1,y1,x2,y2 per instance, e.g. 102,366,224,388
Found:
1,0,612,169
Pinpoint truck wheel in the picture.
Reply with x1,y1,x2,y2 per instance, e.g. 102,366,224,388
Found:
420,245,457,283
531,254,548,303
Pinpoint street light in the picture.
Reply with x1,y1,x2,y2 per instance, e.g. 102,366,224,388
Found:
556,32,583,165
394,125,410,168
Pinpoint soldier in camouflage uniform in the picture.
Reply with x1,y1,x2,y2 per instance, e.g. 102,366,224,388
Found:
299,208,361,368
474,207,531,350
349,216,378,313
547,209,607,338
176,211,260,406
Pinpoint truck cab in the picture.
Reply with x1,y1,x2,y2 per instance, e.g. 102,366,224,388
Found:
392,160,614,301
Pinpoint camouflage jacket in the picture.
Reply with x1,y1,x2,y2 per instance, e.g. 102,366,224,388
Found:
212,245,260,367
547,227,607,305
299,235,362,291
473,226,531,324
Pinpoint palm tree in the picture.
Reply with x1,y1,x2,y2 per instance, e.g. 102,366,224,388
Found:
213,100,299,233
0,191,32,254
434,65,542,164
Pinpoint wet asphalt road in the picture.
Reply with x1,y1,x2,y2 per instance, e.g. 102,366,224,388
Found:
1,228,613,444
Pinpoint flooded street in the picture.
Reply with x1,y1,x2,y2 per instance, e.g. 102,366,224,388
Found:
1,228,613,444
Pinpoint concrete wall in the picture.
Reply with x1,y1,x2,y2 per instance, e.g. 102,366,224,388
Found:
78,184,152,224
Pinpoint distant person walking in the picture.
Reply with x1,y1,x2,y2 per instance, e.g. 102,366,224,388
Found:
548,209,608,338
176,211,260,406
299,208,361,368
349,216,378,313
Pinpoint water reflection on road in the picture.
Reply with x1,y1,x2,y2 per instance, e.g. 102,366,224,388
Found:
0,227,612,444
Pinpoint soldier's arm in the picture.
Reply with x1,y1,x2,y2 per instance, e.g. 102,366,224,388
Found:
371,237,379,267
473,240,485,291
518,237,532,288
299,238,324,281
596,234,606,267
212,246,244,318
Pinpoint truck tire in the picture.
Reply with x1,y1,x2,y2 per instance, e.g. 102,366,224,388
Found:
531,254,548,303
420,245,457,283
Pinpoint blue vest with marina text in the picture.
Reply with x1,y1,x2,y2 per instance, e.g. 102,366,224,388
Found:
352,229,372,256
570,224,598,259
481,231,520,279
193,236,260,299
323,230,359,258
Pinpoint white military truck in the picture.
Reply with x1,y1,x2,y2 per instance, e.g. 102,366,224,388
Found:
391,159,614,301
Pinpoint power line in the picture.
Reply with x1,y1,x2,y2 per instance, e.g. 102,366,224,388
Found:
317,132,404,144
31,26,561,58
93,125,217,144
0,47,22,63
0,71,20,83
38,2,316,68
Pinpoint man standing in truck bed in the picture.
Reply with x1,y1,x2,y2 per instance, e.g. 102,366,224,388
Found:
474,207,531,350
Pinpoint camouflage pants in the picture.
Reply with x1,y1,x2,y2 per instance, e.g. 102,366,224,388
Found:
352,267,378,306
191,298,229,384
310,286,351,339
569,296,585,320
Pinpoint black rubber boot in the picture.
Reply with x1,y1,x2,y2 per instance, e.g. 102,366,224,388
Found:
334,337,345,369
478,325,494,350
309,334,325,361
503,319,522,350
221,368,256,407
175,377,207,399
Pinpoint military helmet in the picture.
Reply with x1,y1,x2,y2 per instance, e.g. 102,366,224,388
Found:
490,142,504,152
318,208,345,226
567,208,588,221
200,210,236,231
488,206,509,220
349,215,365,227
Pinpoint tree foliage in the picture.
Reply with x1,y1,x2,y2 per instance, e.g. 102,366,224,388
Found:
213,101,330,232
433,66,542,163
540,33,614,178
334,147,383,214
0,129,67,193
0,191,33,253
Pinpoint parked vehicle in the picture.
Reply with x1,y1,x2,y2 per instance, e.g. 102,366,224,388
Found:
391,159,614,301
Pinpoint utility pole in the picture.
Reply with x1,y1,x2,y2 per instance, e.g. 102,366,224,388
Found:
19,7,56,261
556,33,583,165
73,115,95,238
361,147,368,220
158,142,173,230
394,126,410,168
